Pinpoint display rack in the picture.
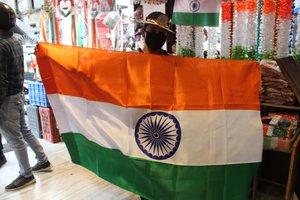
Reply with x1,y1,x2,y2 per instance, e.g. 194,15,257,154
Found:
258,103,300,200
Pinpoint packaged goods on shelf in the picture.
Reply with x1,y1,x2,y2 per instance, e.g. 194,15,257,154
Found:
262,112,299,151
259,60,297,105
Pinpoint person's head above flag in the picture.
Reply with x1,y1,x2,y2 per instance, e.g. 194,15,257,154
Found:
139,11,174,55
141,11,174,34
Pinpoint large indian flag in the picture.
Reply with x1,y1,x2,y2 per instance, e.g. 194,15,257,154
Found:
36,42,263,200
172,0,222,26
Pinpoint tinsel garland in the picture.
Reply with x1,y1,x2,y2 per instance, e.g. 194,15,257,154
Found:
221,1,232,58
294,13,300,54
293,13,300,65
232,1,248,48
260,0,276,56
221,21,231,58
246,0,258,52
176,25,196,57
207,27,218,58
276,0,293,58
195,26,205,58
133,0,167,4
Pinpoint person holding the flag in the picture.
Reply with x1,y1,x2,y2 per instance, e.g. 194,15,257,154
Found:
0,2,52,191
139,11,174,55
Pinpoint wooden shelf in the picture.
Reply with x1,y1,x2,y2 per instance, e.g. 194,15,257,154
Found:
260,103,300,111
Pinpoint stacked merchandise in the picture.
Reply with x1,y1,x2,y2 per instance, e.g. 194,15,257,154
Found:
259,60,296,105
38,107,61,143
26,104,42,138
262,113,299,151
28,82,60,143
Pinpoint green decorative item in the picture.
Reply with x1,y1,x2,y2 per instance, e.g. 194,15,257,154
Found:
259,50,276,61
292,49,300,67
247,49,257,61
231,46,249,60
179,48,196,57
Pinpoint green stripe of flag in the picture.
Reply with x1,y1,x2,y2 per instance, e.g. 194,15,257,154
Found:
62,133,258,200
172,12,220,26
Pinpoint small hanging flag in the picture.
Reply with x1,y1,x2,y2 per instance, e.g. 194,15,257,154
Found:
172,0,221,27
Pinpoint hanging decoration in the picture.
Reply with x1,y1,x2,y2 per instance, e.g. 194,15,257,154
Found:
172,0,221,27
259,0,276,59
194,26,205,58
246,0,258,60
221,1,233,58
231,0,249,59
88,0,100,48
276,0,293,58
75,0,88,47
293,12,300,65
256,0,263,60
57,0,76,46
53,0,60,44
39,6,48,43
99,0,115,12
176,25,196,57
132,0,168,5
207,27,219,58
173,0,222,58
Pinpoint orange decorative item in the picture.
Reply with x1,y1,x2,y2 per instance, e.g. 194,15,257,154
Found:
236,1,247,11
221,2,232,22
247,0,258,11
262,0,276,14
277,0,293,20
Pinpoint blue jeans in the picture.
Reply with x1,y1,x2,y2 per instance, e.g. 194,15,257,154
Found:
0,93,48,177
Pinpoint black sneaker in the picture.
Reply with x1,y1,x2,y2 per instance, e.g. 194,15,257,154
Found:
0,156,7,167
5,175,36,191
32,161,52,172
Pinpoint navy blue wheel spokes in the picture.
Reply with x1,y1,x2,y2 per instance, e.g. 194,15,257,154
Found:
135,112,181,160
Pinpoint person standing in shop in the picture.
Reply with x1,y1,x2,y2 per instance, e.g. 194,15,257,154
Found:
138,11,174,200
0,2,52,191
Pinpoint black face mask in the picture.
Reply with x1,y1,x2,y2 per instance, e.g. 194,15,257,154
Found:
145,32,166,50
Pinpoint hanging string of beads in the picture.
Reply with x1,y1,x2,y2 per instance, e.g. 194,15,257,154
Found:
289,0,296,55
221,1,233,58
293,11,300,65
